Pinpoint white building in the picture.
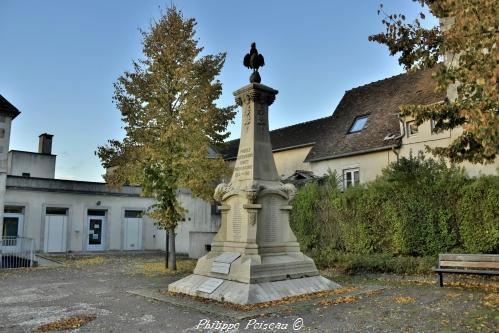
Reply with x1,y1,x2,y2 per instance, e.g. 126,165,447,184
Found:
0,95,219,258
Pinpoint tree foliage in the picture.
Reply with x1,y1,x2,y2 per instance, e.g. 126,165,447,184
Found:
369,0,498,163
97,7,236,267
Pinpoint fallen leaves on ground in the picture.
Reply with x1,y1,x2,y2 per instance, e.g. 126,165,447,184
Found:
317,296,359,306
482,293,498,311
136,259,196,276
66,256,105,268
32,315,96,332
444,280,499,293
166,287,358,311
446,292,462,299
394,296,416,304
364,290,382,297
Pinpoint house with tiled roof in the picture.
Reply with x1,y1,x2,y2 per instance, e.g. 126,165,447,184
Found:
221,69,497,188
221,116,330,179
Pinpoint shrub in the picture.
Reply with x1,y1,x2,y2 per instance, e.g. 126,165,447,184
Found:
379,155,467,256
290,154,497,274
457,175,499,253
290,171,344,251
290,181,321,250
314,249,436,274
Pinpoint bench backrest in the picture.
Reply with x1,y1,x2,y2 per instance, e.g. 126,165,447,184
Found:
438,254,499,270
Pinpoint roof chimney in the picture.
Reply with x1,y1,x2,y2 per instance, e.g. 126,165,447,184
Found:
38,133,53,154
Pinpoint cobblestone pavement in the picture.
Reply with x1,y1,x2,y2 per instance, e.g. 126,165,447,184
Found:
0,254,497,333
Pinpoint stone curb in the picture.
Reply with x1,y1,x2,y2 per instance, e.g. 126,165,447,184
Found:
127,285,386,320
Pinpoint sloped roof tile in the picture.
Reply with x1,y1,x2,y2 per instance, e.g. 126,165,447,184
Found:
0,95,20,119
221,116,331,160
305,69,445,161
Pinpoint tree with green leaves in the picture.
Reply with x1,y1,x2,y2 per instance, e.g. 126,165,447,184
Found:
97,7,236,270
369,0,497,164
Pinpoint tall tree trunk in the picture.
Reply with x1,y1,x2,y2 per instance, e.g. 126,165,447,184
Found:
165,229,169,269
168,227,176,270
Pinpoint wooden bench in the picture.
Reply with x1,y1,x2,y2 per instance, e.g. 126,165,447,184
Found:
433,254,499,287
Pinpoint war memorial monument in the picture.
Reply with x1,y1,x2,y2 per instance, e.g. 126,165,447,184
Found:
168,43,340,304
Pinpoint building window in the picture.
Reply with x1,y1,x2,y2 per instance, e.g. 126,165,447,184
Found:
124,210,143,218
348,115,369,133
22,172,30,177
343,168,360,189
88,209,106,216
407,121,419,137
0,128,4,139
46,207,68,215
430,119,443,134
4,206,23,214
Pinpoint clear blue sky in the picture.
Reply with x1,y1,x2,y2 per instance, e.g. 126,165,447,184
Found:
0,0,437,182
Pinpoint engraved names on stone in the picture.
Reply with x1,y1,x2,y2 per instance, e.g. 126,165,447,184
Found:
233,147,253,178
231,204,242,241
263,196,280,243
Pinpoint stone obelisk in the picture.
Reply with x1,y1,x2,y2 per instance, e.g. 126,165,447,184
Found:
168,43,340,304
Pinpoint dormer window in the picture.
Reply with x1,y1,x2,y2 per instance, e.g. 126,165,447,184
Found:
348,115,369,133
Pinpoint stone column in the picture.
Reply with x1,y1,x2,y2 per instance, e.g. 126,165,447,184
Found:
169,82,340,304
231,83,279,187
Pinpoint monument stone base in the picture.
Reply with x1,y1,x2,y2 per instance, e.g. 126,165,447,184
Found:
168,70,342,306
168,274,341,305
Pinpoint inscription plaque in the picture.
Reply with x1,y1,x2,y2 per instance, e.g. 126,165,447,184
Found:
197,278,224,294
215,252,241,263
210,252,241,275
231,206,242,241
264,196,279,243
211,262,231,274
234,147,253,178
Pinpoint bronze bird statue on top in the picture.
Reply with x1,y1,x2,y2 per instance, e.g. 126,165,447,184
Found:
243,42,265,83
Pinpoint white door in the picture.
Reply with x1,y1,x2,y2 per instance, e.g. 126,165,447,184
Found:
2,213,24,250
44,215,67,252
123,217,143,250
87,216,105,251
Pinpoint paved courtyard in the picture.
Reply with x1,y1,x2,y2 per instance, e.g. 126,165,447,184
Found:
0,254,497,332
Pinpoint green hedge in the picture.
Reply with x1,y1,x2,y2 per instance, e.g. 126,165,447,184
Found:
457,175,499,253
290,155,499,271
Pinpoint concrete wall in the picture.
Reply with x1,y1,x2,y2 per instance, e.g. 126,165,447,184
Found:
0,116,13,240
5,188,155,252
311,149,396,185
189,231,217,259
4,186,219,256
8,151,56,178
273,146,313,179
399,118,498,176
174,190,220,255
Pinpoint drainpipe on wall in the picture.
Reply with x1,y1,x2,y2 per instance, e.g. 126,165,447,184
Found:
391,114,406,162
